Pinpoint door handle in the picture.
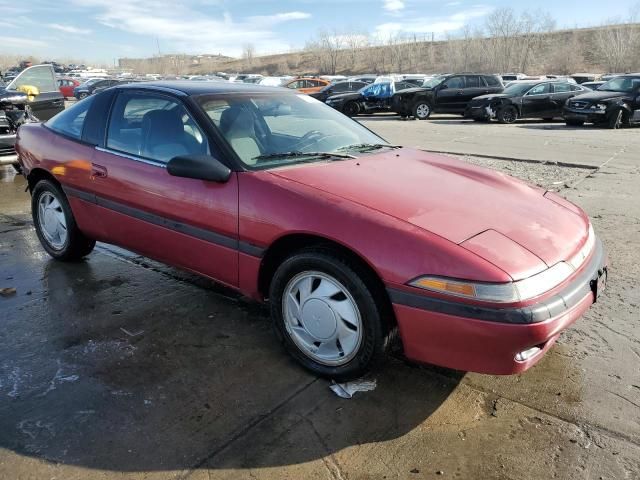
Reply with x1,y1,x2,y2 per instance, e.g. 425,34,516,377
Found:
456,91,463,95
91,164,108,179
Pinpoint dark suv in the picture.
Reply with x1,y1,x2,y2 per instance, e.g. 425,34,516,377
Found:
563,74,640,129
392,74,504,119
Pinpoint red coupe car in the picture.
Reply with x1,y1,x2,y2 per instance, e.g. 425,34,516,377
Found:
16,82,607,380
57,77,81,98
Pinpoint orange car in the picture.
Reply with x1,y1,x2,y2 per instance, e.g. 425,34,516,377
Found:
284,77,330,94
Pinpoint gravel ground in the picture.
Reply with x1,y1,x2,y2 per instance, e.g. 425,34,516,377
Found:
458,155,595,191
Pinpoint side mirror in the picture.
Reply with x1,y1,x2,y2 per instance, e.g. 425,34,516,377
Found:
167,154,231,183
439,84,448,90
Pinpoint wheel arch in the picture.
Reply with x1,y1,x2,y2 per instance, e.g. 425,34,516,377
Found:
257,233,397,327
27,167,61,194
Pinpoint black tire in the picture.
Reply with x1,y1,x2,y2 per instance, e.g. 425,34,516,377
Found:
606,108,625,129
270,247,392,381
32,179,95,261
412,100,432,120
343,101,359,117
497,105,518,124
78,92,88,100
565,119,584,126
12,163,22,173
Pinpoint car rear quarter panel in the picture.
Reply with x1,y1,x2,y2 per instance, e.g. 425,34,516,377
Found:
17,123,102,240
237,171,512,299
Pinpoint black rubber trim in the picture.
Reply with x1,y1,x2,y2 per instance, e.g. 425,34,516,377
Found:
388,238,606,325
63,185,266,258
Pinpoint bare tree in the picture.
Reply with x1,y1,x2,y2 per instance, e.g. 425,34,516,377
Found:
242,43,256,69
317,29,344,74
593,13,640,72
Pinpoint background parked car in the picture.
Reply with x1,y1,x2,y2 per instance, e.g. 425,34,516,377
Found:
309,80,372,102
284,77,331,94
73,78,132,99
326,80,415,116
392,74,504,120
465,80,589,123
1,64,64,170
582,81,606,90
57,77,81,98
570,73,600,84
563,74,640,129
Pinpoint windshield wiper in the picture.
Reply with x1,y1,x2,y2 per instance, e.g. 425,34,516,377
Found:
253,151,356,161
336,143,402,152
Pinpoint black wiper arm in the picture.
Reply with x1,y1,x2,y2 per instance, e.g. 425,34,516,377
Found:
253,151,356,161
336,143,402,152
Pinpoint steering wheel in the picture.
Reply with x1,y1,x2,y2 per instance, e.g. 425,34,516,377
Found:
291,130,330,152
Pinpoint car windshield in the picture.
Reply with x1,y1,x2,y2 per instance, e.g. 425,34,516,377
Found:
197,92,390,169
502,83,537,95
598,77,640,92
421,76,445,88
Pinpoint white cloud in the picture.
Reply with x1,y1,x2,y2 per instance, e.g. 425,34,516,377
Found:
47,23,92,34
383,0,405,12
376,5,492,38
70,0,311,57
2,37,49,49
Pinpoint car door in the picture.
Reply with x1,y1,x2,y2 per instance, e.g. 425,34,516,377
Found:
550,83,578,116
89,90,240,287
8,65,64,120
435,76,465,111
521,83,553,118
460,76,487,111
630,79,640,123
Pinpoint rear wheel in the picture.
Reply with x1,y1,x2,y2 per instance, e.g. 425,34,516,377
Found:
497,105,518,124
413,101,432,120
270,248,390,381
32,179,95,261
343,101,360,117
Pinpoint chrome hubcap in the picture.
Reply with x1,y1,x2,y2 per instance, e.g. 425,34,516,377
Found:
283,271,362,366
416,104,430,118
38,192,67,249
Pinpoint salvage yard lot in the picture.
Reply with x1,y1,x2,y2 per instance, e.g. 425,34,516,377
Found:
1,116,639,479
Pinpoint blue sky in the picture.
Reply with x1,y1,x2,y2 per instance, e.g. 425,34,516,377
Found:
1,0,637,63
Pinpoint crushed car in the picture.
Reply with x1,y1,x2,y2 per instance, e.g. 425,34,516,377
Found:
563,74,640,129
1,64,64,171
465,80,589,123
325,80,415,116
392,74,504,120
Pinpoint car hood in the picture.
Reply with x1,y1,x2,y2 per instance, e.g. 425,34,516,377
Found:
394,87,430,96
326,92,360,102
472,93,518,101
268,149,589,280
570,91,628,102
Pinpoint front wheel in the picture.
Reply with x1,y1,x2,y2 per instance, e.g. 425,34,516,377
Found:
606,108,625,129
78,92,88,100
497,106,518,124
270,248,389,381
343,101,360,117
32,179,95,261
413,101,432,120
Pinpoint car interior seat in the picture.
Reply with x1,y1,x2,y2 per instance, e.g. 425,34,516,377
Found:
141,109,201,162
218,106,261,165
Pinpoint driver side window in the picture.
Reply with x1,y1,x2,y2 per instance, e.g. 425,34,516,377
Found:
443,77,464,89
527,84,550,95
106,93,208,164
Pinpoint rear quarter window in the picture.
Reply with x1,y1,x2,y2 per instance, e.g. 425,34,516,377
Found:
484,76,502,87
45,96,94,140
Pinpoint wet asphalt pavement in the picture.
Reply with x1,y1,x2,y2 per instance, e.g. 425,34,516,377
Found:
1,118,639,479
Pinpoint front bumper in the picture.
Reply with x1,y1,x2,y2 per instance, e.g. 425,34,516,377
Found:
0,132,18,165
563,107,608,124
464,105,493,120
389,238,607,375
